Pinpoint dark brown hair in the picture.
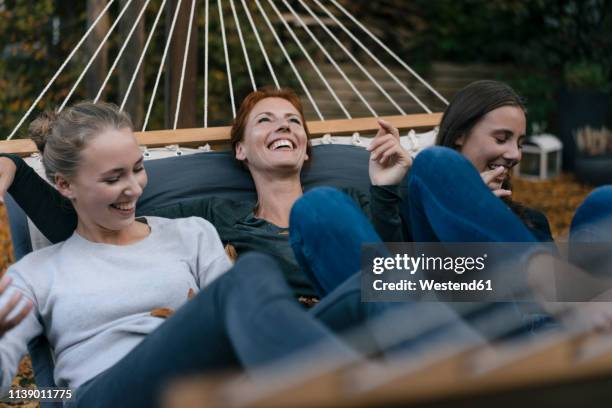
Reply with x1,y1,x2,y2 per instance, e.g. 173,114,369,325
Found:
436,80,534,227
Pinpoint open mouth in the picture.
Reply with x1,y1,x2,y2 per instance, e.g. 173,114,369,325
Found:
267,139,295,151
110,202,136,215
487,163,510,171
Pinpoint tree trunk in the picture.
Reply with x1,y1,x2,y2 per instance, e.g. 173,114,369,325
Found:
165,0,198,129
85,0,109,100
119,0,145,128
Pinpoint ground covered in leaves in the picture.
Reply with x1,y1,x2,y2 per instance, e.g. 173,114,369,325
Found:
0,174,597,407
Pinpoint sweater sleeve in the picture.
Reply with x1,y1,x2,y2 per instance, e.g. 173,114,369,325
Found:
368,185,405,242
0,267,44,395
0,154,76,243
190,218,232,288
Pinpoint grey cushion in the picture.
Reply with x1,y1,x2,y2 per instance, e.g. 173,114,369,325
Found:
137,144,375,213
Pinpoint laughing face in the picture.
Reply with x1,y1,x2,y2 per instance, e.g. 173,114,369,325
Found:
456,105,526,189
58,127,147,235
235,97,309,175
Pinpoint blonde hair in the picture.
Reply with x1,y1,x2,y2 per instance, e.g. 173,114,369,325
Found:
29,101,133,183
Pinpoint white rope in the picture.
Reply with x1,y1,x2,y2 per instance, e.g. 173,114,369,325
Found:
229,0,256,91
142,0,183,131
204,0,210,127
6,0,115,140
95,0,152,103
282,0,376,116
312,0,431,113
121,0,167,111
297,0,405,115
254,0,323,120
60,0,134,112
240,0,279,89
329,0,449,106
173,0,197,129
269,0,351,119
218,0,236,118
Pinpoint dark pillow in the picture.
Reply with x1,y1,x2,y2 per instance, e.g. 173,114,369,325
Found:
137,144,376,213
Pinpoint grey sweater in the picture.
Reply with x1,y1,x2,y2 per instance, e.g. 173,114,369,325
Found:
0,216,231,392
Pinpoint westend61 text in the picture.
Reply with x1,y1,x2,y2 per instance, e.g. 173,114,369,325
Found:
373,279,493,292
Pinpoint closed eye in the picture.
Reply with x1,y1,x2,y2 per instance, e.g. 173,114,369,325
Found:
289,117,301,125
257,117,271,123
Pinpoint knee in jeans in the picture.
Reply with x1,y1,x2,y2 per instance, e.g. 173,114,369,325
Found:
413,147,463,176
290,187,349,229
585,186,612,207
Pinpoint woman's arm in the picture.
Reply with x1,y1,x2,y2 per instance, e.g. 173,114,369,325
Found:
364,119,412,242
0,271,40,394
0,154,76,243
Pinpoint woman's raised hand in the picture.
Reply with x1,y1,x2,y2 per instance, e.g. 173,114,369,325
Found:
0,157,17,204
0,275,33,338
368,119,412,186
481,166,512,198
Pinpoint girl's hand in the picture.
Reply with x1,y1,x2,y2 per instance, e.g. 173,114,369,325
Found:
0,276,33,338
368,119,412,186
481,166,511,198
0,157,17,204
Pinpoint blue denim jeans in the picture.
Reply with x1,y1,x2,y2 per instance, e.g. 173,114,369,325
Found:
290,187,484,355
570,185,612,243
569,185,612,276
74,253,356,408
407,146,538,243
290,148,555,346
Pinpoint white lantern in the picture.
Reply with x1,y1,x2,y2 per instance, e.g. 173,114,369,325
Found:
514,134,563,180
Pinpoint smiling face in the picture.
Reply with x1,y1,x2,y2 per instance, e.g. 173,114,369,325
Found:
235,97,309,175
57,127,147,234
455,105,526,189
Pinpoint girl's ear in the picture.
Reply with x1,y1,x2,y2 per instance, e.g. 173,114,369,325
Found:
55,174,74,201
455,134,466,148
235,142,247,162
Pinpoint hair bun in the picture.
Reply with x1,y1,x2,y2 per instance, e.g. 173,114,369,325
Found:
28,109,59,153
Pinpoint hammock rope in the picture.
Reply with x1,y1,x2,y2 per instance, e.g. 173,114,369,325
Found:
229,0,257,92
218,0,237,118
282,0,377,116
298,0,405,116
329,0,449,106
95,0,152,103
174,0,198,129
313,0,431,113
6,0,449,141
254,0,324,121
204,0,210,126
6,0,115,140
121,0,167,111
60,0,135,112
240,0,280,89
269,0,351,119
143,0,183,131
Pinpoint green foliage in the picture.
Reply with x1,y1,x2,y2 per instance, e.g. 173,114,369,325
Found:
564,61,611,92
0,0,86,139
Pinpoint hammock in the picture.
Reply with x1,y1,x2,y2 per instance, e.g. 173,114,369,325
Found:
3,2,612,407
0,0,444,155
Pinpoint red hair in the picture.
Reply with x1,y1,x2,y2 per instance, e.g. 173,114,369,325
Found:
230,87,312,160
